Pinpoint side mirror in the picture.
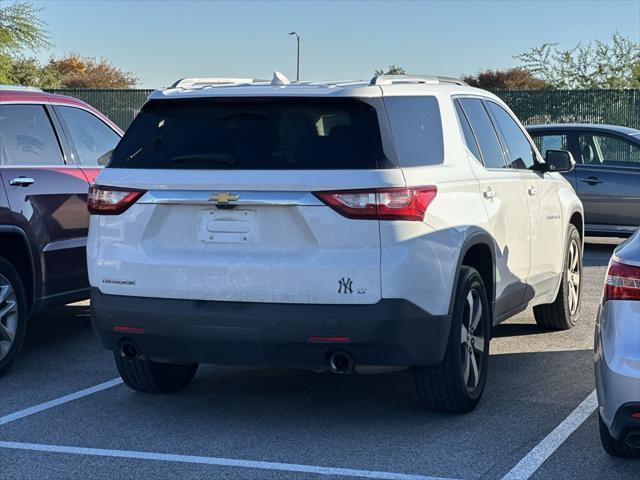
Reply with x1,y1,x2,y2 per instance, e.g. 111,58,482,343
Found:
544,149,575,173
96,149,114,166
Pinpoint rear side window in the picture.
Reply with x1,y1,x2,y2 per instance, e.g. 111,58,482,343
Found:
485,101,536,170
384,96,443,166
0,105,64,166
458,98,506,169
109,98,389,170
57,106,120,165
454,100,482,162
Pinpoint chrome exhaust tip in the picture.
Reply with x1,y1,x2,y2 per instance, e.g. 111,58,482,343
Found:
328,352,354,374
119,340,141,360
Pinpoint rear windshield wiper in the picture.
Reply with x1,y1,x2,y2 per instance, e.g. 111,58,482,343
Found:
170,154,237,165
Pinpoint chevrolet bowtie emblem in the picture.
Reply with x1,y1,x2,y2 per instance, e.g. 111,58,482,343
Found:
208,192,240,204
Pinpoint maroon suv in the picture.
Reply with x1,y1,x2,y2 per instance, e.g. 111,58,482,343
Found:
0,86,122,375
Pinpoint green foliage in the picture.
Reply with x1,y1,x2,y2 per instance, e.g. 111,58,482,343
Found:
0,1,50,55
374,64,406,76
463,68,550,90
516,33,640,89
8,56,61,88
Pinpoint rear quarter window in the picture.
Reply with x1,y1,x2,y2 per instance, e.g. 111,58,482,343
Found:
383,96,444,167
109,98,390,170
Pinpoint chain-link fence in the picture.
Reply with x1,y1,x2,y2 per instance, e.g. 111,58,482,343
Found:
47,88,640,131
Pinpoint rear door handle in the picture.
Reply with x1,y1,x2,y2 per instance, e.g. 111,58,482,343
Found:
482,187,496,199
527,186,538,196
9,177,35,187
581,176,603,185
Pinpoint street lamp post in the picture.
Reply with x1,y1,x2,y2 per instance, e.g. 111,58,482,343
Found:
289,31,300,81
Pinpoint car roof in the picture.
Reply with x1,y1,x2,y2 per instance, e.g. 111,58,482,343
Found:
526,123,640,137
147,76,497,102
0,87,123,135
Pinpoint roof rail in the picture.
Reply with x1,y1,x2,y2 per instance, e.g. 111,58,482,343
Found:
369,75,468,86
170,77,255,89
0,84,44,92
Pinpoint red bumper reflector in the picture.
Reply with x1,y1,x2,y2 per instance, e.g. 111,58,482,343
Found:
307,336,351,343
632,413,640,419
113,325,145,334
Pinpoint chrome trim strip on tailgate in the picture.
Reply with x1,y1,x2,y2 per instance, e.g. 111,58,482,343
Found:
138,190,324,206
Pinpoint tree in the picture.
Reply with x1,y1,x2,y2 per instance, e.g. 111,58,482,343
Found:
47,54,137,88
516,32,640,89
8,56,61,88
374,64,406,76
0,1,51,83
463,68,550,90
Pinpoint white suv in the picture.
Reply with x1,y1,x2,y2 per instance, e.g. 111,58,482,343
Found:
88,74,584,413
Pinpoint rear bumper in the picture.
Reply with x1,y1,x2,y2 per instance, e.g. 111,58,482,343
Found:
595,301,640,438
91,289,452,368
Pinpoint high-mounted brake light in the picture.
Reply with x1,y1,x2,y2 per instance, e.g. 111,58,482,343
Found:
88,185,145,215
314,186,437,221
604,258,640,302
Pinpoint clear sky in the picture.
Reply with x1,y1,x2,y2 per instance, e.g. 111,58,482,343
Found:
24,0,640,88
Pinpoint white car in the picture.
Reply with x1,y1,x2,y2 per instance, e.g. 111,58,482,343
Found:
87,73,584,413
595,229,640,458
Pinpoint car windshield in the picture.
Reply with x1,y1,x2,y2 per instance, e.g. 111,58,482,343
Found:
109,97,390,170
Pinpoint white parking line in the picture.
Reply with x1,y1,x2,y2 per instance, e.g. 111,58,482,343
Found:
501,389,598,480
0,441,455,480
0,378,122,426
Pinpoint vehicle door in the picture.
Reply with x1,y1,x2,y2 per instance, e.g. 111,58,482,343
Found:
574,131,640,232
0,103,91,298
529,130,578,190
455,97,530,317
485,101,564,298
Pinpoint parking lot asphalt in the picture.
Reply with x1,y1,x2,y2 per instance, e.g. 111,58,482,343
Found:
1,239,638,480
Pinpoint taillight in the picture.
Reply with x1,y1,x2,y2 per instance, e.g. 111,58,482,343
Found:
314,186,437,221
604,258,640,302
88,185,145,215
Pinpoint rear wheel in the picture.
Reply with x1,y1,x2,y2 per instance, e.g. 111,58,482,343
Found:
114,350,198,393
533,224,582,330
599,413,640,458
414,266,490,414
0,257,27,377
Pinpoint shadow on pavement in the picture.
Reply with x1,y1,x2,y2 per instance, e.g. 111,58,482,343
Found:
22,303,92,355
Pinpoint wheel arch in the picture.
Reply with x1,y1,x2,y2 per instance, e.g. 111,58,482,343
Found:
449,232,496,324
0,226,37,315
569,209,584,243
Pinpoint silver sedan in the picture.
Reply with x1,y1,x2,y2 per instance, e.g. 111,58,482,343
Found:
595,229,640,458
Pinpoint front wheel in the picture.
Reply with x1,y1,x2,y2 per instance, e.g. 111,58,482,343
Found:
534,224,582,330
0,257,28,377
414,266,491,414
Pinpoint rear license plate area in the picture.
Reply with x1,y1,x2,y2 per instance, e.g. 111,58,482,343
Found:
199,209,257,243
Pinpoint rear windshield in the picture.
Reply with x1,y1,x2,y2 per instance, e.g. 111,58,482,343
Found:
109,98,390,170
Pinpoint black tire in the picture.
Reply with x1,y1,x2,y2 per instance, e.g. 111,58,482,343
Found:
413,266,491,414
599,413,640,459
533,224,582,330
114,350,198,393
0,257,28,377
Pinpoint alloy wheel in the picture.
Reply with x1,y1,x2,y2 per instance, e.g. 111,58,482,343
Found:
460,289,485,392
567,239,581,316
0,274,18,361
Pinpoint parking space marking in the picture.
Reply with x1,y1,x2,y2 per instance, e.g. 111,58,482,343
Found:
0,441,455,480
501,389,598,480
0,378,122,427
